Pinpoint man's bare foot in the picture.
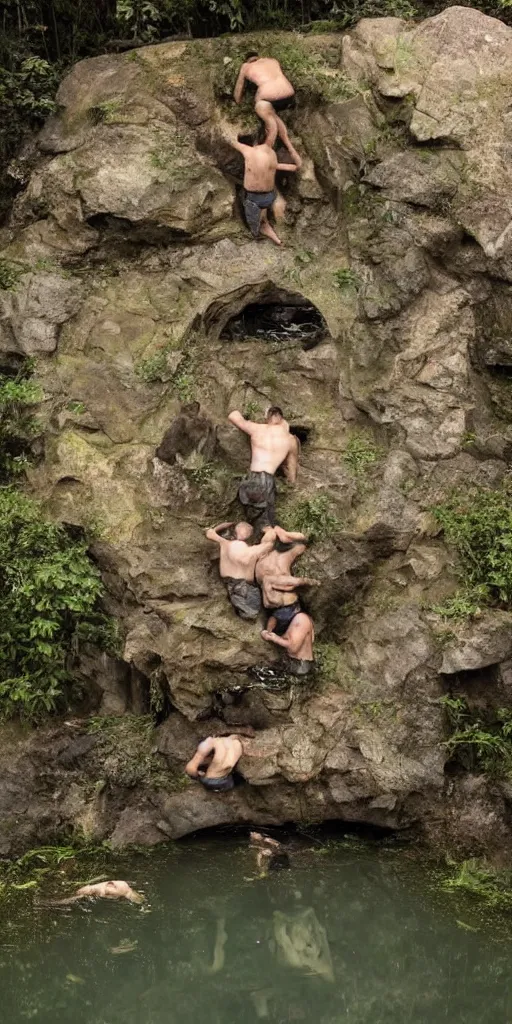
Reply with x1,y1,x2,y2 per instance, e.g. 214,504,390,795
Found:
260,221,282,246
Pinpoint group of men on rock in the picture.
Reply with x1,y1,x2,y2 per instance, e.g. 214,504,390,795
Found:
185,405,319,793
185,60,316,792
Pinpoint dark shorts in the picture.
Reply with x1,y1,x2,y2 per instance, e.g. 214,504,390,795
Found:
268,601,301,634
285,656,314,677
238,470,276,528
224,576,262,620
200,774,235,792
270,95,296,113
243,189,277,237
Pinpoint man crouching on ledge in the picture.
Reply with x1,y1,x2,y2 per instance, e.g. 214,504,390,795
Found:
185,734,244,793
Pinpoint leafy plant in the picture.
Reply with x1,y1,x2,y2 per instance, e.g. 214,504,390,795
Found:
0,489,114,721
432,482,512,610
0,258,27,291
441,697,512,779
89,98,122,124
333,267,360,291
342,431,381,477
0,365,42,482
281,493,339,542
135,349,169,384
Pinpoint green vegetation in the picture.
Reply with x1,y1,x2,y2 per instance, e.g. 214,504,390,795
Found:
432,482,512,617
0,257,27,291
281,493,340,541
333,267,360,291
315,640,341,682
89,98,122,124
0,364,42,481
440,695,512,779
442,858,512,910
0,488,114,721
87,715,186,790
342,430,381,478
135,348,170,384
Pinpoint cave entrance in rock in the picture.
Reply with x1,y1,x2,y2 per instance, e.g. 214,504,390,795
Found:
214,286,328,350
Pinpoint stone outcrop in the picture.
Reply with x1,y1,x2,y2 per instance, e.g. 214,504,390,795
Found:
1,6,512,857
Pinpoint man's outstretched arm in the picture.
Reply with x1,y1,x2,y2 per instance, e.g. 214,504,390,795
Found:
274,525,307,543
233,63,247,104
205,521,234,543
228,410,256,435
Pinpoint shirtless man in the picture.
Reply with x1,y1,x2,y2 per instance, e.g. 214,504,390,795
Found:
226,119,301,245
228,406,299,529
185,734,244,792
206,520,275,620
234,52,296,140
256,524,320,633
261,611,315,677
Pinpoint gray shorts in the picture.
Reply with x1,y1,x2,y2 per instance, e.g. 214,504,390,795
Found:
244,189,276,237
285,656,314,677
224,576,262,620
238,470,276,528
200,774,235,792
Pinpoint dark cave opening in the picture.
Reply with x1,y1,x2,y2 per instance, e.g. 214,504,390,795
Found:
487,363,512,379
220,299,327,350
289,424,311,445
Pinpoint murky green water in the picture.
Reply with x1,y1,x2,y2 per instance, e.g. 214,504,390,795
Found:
1,834,511,1024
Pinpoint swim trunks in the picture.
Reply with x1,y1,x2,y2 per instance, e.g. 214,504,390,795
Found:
224,576,262,620
270,95,296,112
238,470,276,528
268,601,301,634
284,656,314,677
243,189,277,237
200,774,235,792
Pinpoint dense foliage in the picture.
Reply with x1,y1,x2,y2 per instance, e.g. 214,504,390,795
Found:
0,487,115,721
441,696,512,779
432,482,512,617
0,362,42,482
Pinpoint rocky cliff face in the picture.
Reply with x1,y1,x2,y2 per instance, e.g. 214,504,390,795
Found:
1,5,512,857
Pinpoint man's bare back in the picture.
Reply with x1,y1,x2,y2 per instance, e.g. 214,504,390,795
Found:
185,735,243,791
206,521,275,581
228,409,299,479
239,142,278,192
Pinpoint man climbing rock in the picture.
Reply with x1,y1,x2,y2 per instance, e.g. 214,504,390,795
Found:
234,52,296,138
228,406,299,529
256,524,320,632
205,520,275,620
261,611,315,677
225,119,301,245
185,734,244,792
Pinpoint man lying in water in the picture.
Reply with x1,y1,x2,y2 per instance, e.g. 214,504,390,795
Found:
185,734,244,792
256,524,319,632
261,611,315,676
205,520,275,620
225,119,301,245
228,406,299,530
52,880,144,905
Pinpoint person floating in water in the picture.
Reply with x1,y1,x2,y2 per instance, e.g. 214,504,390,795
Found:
234,51,296,139
256,524,319,633
261,611,315,676
52,880,144,905
205,520,275,621
225,119,301,245
228,406,299,530
185,734,244,792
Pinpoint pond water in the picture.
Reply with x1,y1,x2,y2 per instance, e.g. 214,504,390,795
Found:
1,832,511,1024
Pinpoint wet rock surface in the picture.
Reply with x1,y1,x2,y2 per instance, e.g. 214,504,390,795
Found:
2,7,512,856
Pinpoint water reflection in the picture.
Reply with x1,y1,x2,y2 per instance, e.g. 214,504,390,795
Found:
1,837,512,1024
